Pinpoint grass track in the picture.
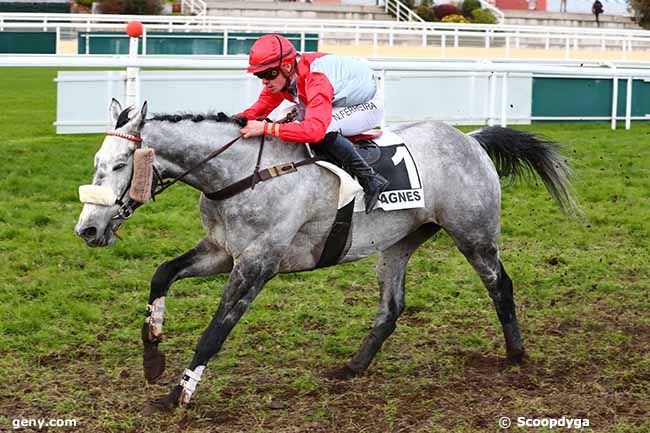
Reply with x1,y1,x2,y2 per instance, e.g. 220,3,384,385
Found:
0,68,648,433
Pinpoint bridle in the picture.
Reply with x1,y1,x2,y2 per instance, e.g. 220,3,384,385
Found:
106,130,244,221
105,131,148,220
103,127,321,224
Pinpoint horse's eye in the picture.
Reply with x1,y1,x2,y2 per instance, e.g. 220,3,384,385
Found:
113,163,127,171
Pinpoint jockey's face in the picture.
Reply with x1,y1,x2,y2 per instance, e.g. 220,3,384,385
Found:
257,63,292,94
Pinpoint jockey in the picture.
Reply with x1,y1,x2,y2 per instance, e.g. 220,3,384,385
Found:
238,34,389,213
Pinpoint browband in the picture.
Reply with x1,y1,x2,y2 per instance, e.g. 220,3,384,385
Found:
106,131,143,143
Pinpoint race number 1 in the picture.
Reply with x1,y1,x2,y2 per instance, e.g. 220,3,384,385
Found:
391,146,421,189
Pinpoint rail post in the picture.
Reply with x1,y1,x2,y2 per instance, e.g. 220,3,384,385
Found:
625,77,632,130
125,21,143,108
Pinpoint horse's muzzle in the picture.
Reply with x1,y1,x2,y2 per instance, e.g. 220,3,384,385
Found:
75,221,118,248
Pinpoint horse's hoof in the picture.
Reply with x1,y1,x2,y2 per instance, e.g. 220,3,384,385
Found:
506,349,527,366
326,365,360,380
141,386,182,416
141,400,172,417
143,346,166,383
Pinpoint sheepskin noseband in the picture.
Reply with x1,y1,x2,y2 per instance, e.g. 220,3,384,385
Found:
79,184,117,206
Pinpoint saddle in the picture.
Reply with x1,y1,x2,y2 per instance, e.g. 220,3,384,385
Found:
313,128,424,212
313,127,424,268
348,128,383,143
347,128,383,166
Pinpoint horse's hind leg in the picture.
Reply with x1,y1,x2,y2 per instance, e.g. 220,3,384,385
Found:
448,232,526,364
142,237,232,383
329,223,441,380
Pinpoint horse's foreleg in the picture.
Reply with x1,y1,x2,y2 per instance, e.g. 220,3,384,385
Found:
142,237,232,383
330,224,440,380
149,251,280,410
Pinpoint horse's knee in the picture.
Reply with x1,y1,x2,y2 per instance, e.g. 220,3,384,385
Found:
150,247,204,297
151,260,176,295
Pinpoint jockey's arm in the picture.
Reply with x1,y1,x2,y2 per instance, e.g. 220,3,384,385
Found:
274,72,334,143
239,86,285,120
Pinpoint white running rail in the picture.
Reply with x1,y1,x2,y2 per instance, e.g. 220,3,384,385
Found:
5,54,650,73
1,55,648,131
2,13,646,36
1,13,648,58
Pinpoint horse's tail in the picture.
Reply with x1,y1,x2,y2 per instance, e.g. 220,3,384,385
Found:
468,126,581,216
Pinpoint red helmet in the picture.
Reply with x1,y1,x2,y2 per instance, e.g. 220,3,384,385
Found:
247,34,297,74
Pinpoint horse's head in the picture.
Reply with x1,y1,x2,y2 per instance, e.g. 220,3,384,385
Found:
74,99,147,247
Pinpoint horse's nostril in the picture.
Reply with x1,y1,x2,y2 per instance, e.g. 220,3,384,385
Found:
81,226,98,239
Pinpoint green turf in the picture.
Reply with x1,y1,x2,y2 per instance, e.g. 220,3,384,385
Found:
0,68,648,433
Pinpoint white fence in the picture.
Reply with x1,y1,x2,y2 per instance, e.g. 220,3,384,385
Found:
1,13,649,58
1,54,648,132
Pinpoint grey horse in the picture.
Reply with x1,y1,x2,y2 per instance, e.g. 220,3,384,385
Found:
74,99,578,411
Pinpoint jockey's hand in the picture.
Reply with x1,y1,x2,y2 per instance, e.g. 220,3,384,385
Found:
240,120,265,139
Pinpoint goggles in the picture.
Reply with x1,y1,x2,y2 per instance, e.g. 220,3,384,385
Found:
254,67,280,80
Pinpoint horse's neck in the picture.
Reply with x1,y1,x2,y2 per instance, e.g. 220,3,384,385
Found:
141,121,306,192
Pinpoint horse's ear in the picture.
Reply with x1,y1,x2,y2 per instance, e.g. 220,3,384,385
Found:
109,98,122,125
127,101,148,131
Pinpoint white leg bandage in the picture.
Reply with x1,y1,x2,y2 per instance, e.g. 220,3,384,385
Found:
145,297,165,340
179,366,205,404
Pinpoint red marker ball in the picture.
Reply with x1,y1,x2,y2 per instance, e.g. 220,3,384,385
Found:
126,21,143,38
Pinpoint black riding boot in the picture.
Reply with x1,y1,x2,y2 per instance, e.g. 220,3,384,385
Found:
316,132,389,214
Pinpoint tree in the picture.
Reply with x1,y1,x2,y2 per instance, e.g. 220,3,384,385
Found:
98,0,162,15
629,0,650,29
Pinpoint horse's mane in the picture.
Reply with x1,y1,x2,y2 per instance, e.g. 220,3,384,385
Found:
147,112,247,127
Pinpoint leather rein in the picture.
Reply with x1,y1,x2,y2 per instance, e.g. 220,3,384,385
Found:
108,130,319,220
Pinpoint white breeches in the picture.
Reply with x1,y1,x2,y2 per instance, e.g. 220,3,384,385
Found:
326,90,385,136
280,89,385,139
